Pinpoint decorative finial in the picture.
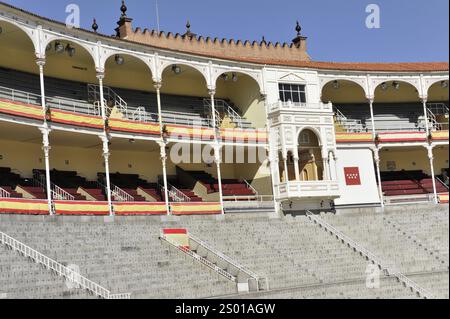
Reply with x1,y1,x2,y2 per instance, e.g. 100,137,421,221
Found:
295,21,302,36
186,20,191,32
261,36,267,44
92,18,98,33
120,0,128,17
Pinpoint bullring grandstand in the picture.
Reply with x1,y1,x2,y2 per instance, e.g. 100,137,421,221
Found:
0,1,448,300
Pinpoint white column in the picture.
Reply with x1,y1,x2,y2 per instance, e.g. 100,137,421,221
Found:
100,135,113,216
282,155,289,183
368,97,376,139
293,151,300,181
209,89,218,132
372,148,385,209
159,142,170,215
322,154,330,181
427,145,439,204
36,59,47,114
421,97,430,137
154,81,164,134
39,127,53,215
96,72,107,120
214,144,225,214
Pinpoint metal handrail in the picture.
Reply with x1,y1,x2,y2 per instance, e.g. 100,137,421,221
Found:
188,233,262,281
0,231,130,299
427,103,449,116
243,180,259,196
0,187,11,198
111,185,134,202
334,107,365,133
33,171,74,201
305,211,435,299
166,184,191,202
160,235,236,282
88,84,127,114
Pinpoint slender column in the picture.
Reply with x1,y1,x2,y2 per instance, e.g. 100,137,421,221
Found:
39,127,53,215
282,155,289,183
327,151,333,182
100,135,113,216
154,81,164,135
321,151,330,181
159,142,170,215
96,72,107,120
36,59,47,114
209,89,218,134
426,145,438,204
293,151,300,181
368,97,376,139
214,145,225,214
421,97,430,136
372,147,385,209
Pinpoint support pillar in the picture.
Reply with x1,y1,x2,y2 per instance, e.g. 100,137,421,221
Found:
426,145,439,204
293,152,300,181
368,97,376,139
36,59,47,114
372,147,385,209
96,72,107,120
214,144,225,215
421,97,431,136
39,127,53,215
100,135,113,216
154,81,164,134
159,142,171,215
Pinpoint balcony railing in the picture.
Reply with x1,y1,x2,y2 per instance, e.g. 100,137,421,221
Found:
269,101,333,113
277,180,340,200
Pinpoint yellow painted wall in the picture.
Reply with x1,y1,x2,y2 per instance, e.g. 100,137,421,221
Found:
433,146,449,174
380,148,431,175
374,84,420,103
216,75,266,128
322,81,366,104
0,140,44,177
428,84,449,102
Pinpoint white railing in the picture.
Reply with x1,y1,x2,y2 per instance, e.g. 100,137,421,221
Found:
188,232,268,290
52,184,75,201
88,84,128,114
0,231,130,299
243,180,259,196
334,107,365,132
32,171,74,201
0,85,100,116
203,99,223,128
207,99,247,129
305,211,435,299
160,235,237,282
167,184,191,202
427,108,441,131
0,187,11,198
111,185,134,202
427,103,449,116
223,195,274,203
436,177,449,190
269,100,333,113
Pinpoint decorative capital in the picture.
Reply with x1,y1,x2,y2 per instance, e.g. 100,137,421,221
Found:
208,87,216,96
96,71,105,80
36,58,46,67
153,81,162,90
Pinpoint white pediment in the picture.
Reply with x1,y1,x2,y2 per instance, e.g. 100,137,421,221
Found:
278,73,306,83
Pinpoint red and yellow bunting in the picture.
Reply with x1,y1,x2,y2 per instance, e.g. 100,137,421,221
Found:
432,130,449,141
108,118,160,136
0,198,48,215
162,228,190,249
54,200,109,216
377,131,427,143
170,202,222,215
164,124,215,140
438,193,449,204
221,128,268,143
49,109,104,129
0,99,44,120
114,202,167,216
335,132,373,143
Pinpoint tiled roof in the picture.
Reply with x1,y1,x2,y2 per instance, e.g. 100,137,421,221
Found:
0,1,448,73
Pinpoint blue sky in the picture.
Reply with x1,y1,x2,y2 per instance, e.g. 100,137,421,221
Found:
3,0,449,62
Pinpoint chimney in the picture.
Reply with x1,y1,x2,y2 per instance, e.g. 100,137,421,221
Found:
115,1,133,38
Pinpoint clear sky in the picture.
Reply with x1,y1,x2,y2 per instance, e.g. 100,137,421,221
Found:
2,0,449,62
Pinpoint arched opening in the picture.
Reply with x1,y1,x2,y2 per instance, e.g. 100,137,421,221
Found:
0,20,40,102
427,80,449,131
373,80,423,132
42,39,97,115
160,64,210,127
103,54,155,121
321,79,369,133
298,129,323,181
215,72,265,129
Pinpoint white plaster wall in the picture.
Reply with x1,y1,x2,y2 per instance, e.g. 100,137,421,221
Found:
334,148,381,206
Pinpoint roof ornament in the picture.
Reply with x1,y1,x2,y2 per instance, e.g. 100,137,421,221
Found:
261,36,267,45
120,0,128,17
92,18,99,33
186,20,191,33
183,20,196,39
295,21,302,36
